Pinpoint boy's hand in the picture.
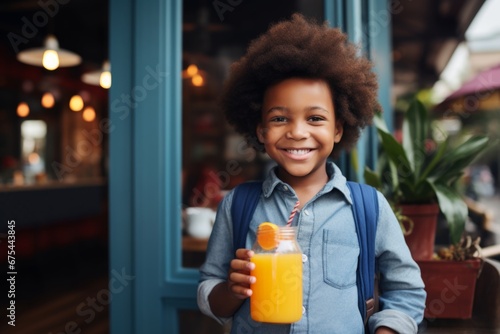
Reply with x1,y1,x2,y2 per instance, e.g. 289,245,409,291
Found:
208,248,255,317
227,248,256,299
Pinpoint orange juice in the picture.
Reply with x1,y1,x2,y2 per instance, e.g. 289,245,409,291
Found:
250,253,303,323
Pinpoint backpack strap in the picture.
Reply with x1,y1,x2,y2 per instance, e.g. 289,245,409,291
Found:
231,181,263,254
347,181,379,324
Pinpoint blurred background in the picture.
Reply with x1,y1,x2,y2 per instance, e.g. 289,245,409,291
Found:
0,0,499,333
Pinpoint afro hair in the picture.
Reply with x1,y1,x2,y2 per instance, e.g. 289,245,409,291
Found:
222,14,381,157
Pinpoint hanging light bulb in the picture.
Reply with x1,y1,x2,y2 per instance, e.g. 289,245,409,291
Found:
69,94,84,112
82,106,96,122
99,61,112,89
17,35,81,70
82,60,112,89
41,92,55,108
42,49,59,70
17,102,30,117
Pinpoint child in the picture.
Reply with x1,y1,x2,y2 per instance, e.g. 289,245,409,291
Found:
198,14,426,334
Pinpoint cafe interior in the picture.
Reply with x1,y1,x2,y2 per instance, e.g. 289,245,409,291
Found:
0,0,499,333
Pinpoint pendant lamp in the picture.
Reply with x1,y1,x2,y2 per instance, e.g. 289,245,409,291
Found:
17,35,81,71
82,60,112,89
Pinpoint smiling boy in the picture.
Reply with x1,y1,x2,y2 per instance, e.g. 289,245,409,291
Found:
198,14,426,334
257,78,343,206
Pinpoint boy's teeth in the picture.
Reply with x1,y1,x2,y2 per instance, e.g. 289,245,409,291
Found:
287,149,310,155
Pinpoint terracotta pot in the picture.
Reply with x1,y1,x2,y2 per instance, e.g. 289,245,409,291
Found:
400,204,439,261
417,259,482,319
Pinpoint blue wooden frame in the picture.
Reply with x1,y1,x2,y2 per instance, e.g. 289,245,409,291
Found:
109,0,392,332
109,0,133,332
325,0,392,181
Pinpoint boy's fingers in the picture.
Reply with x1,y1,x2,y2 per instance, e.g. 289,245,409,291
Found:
230,259,255,271
229,284,253,298
229,271,256,285
235,248,254,260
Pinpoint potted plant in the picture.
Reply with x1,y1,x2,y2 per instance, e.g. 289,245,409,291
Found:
364,99,490,319
419,236,483,319
364,99,490,260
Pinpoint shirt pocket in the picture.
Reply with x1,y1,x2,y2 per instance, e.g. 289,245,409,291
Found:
322,229,360,289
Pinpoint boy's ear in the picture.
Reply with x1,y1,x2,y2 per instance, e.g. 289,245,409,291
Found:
256,123,266,143
334,120,343,143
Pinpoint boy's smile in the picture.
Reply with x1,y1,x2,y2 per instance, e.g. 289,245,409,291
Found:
257,78,343,185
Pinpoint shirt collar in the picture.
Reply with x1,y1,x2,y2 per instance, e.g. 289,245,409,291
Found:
261,161,353,204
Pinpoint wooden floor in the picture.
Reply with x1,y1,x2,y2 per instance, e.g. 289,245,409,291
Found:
0,240,109,334
0,277,109,334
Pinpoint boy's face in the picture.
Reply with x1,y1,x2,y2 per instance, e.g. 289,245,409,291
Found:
257,78,343,182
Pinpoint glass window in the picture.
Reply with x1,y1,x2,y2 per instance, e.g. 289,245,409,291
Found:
181,0,323,267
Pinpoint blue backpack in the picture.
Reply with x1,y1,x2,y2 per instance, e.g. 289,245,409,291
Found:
231,181,378,324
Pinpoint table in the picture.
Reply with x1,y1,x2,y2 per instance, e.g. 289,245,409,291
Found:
182,235,209,252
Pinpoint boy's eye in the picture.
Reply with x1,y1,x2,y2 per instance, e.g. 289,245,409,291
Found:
308,116,325,122
270,116,287,122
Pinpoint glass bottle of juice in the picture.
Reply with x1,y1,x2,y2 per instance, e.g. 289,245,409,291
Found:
250,223,303,323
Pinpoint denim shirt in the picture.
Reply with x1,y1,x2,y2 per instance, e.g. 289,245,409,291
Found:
198,162,426,334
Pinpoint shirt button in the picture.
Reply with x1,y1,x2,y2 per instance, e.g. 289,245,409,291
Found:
302,254,308,263
283,185,288,191
303,209,310,216
302,306,306,314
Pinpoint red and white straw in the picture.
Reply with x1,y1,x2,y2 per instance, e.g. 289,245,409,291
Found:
287,200,300,226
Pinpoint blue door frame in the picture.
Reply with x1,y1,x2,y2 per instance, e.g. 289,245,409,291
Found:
109,1,391,333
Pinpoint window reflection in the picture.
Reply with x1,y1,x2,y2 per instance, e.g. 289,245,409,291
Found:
181,0,324,268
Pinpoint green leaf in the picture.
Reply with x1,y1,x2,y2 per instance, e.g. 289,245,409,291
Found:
373,113,389,133
432,136,489,183
431,183,468,244
364,167,382,189
377,129,413,178
403,99,428,177
351,147,359,174
419,138,448,182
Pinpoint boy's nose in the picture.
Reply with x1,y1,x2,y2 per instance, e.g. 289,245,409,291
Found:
286,121,310,140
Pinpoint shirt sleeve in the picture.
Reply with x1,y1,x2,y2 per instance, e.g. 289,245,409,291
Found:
197,190,236,325
368,192,427,334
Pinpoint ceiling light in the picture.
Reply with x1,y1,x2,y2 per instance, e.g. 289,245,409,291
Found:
82,60,112,89
17,35,81,71
82,106,96,122
187,64,198,76
69,94,84,112
192,74,204,87
41,92,55,108
182,64,200,79
17,102,30,117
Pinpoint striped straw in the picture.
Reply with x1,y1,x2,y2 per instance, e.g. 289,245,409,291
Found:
287,200,300,226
